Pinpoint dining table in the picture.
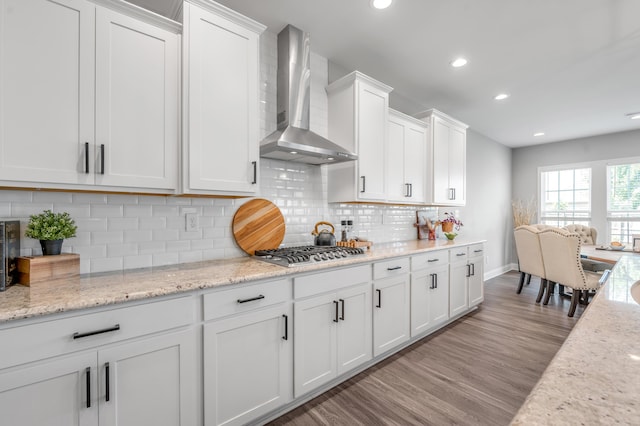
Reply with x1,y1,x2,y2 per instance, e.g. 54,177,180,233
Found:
580,245,638,265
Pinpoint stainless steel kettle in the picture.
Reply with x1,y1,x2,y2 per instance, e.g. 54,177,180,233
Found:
312,221,336,246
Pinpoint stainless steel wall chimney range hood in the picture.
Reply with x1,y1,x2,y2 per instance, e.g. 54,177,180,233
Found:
260,25,357,165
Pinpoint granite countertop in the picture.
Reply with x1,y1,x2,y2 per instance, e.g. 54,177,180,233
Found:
511,255,640,425
0,238,475,324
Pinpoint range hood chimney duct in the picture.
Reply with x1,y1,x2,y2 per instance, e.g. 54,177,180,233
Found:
259,25,357,165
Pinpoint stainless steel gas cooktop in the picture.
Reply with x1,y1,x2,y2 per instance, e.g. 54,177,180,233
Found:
254,245,365,267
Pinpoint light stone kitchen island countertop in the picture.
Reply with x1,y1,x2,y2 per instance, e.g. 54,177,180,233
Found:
511,255,640,425
0,238,478,324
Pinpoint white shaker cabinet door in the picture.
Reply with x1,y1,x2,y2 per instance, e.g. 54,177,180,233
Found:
94,7,179,190
372,274,410,357
336,282,372,375
98,328,197,426
203,304,292,426
0,351,98,426
183,3,262,194
0,0,95,185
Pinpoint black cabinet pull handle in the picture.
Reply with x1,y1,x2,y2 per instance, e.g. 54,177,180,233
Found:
427,258,439,263
474,249,483,253
100,144,105,175
73,324,120,340
251,161,257,184
405,183,410,197
85,367,91,408
471,263,475,276
105,362,110,402
409,183,413,198
282,314,288,340
339,299,345,321
466,264,471,278
387,266,402,271
435,273,438,289
376,289,382,308
333,300,339,322
360,176,366,193
237,295,264,304
429,273,435,289
84,142,90,174
456,253,466,257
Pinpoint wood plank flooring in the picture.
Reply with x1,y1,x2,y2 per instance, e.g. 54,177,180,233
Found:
268,271,582,426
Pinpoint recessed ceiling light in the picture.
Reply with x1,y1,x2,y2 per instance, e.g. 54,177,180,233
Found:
327,157,335,161
494,93,510,101
533,132,545,137
626,112,640,120
450,58,468,68
371,0,392,9
290,151,297,154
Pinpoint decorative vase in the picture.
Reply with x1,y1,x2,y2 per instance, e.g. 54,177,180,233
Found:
441,222,454,233
40,239,63,255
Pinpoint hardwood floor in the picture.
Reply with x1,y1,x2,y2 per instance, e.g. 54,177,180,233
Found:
268,271,581,426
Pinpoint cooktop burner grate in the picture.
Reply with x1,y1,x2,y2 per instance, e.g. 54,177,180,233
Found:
254,245,365,267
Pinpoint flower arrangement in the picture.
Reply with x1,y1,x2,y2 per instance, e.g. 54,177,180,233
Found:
440,212,464,231
25,210,77,241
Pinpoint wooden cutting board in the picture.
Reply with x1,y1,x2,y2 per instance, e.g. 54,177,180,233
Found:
232,198,285,255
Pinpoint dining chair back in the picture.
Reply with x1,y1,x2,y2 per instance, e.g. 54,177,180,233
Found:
514,225,547,302
538,227,602,316
563,224,598,245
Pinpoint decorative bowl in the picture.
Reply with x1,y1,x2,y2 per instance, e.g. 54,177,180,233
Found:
444,232,457,241
609,244,625,251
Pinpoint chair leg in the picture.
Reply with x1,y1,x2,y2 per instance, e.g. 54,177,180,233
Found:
568,290,581,317
525,274,532,286
543,281,555,305
536,278,547,303
517,272,526,294
558,284,565,296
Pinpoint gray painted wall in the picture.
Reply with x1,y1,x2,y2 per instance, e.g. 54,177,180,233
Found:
460,130,513,277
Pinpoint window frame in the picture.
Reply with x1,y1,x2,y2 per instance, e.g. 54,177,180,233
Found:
538,163,592,228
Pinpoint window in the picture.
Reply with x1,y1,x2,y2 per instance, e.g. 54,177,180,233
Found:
540,167,591,227
607,162,640,244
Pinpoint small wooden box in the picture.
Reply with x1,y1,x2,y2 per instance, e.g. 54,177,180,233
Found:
17,253,80,286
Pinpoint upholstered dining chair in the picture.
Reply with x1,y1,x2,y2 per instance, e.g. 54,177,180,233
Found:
538,227,602,317
562,224,609,272
513,225,548,303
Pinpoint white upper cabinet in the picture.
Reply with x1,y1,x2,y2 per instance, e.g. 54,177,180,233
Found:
95,6,179,190
0,0,95,186
327,71,392,203
0,0,180,193
182,0,265,195
387,109,427,204
415,109,468,206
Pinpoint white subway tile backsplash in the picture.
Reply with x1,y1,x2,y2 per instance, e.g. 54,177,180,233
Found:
107,243,138,258
91,257,123,274
93,231,124,245
72,193,107,204
107,217,138,231
123,230,153,243
12,203,53,217
34,192,73,203
124,205,153,217
0,203,11,217
152,252,179,267
152,229,179,241
0,190,33,202
123,255,153,270
139,241,166,254
90,205,123,218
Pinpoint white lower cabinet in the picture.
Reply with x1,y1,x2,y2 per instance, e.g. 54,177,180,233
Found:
0,297,197,426
0,351,98,426
468,244,485,307
293,266,372,397
203,304,292,426
372,259,410,357
411,260,450,337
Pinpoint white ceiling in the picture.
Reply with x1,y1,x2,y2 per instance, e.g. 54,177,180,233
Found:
129,0,640,148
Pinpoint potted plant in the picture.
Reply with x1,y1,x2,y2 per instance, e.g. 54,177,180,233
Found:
439,212,463,240
25,210,77,255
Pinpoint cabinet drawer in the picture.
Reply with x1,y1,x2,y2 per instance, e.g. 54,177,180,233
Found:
450,246,469,262
468,244,484,258
203,279,291,321
294,265,371,299
0,296,194,371
411,251,448,271
373,257,410,280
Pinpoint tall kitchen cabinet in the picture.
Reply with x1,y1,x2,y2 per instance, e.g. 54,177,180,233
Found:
293,265,372,397
0,0,180,192
387,109,427,204
327,71,393,202
182,0,265,196
415,109,468,206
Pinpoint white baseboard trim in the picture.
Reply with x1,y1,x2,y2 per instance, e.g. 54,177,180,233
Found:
484,263,518,280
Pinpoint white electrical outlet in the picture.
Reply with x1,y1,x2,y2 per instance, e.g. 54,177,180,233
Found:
186,213,198,231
